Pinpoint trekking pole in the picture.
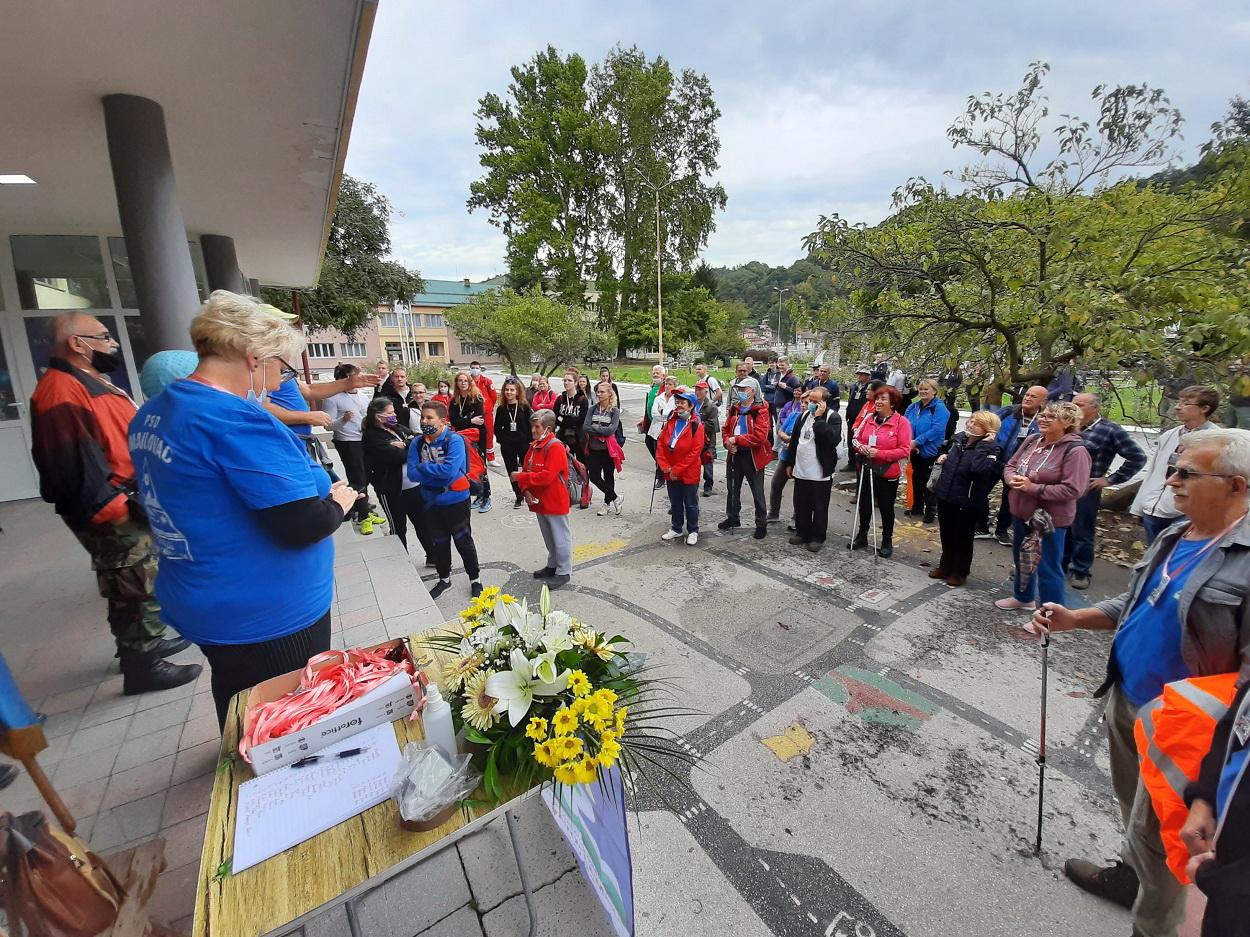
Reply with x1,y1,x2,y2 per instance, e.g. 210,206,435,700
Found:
849,462,864,557
867,465,879,566
1034,611,1052,856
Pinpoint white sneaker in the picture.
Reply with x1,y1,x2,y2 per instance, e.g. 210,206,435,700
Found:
596,504,611,516
661,530,683,541
613,494,624,516
686,532,699,545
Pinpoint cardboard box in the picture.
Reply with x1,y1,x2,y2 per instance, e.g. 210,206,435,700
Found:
244,639,422,775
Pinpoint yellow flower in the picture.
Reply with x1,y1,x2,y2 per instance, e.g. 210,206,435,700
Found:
567,670,591,697
553,762,579,784
596,737,621,768
441,654,481,692
581,695,612,729
614,706,628,736
525,717,548,741
570,697,589,717
533,740,560,768
578,632,619,661
557,736,583,761
480,586,501,601
499,593,517,604
592,687,618,707
573,756,599,784
551,707,579,737
461,670,499,732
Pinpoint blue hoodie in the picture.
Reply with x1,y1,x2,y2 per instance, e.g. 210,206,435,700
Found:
904,398,950,458
407,427,470,507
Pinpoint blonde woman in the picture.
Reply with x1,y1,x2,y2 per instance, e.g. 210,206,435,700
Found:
450,371,491,512
129,291,356,727
995,402,1091,611
903,377,951,523
931,411,1003,587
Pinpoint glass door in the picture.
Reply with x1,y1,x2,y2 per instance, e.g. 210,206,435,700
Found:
0,322,39,501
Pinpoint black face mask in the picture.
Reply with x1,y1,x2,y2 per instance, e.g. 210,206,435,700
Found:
89,348,122,373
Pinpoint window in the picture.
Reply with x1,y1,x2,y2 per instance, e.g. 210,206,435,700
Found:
426,342,444,357
384,342,402,359
341,342,366,357
401,312,415,327
424,313,444,328
405,341,421,361
307,342,335,358
379,312,398,328
11,236,111,309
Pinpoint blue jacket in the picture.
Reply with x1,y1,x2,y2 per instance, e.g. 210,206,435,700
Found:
904,399,949,458
407,427,471,507
994,404,1039,459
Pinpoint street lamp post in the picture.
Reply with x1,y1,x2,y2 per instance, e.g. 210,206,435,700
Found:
773,287,791,355
636,171,679,365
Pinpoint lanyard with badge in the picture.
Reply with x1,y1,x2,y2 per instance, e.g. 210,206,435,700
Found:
507,404,519,433
1147,514,1244,606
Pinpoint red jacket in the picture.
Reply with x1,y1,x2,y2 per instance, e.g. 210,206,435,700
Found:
475,375,497,460
656,414,706,485
515,433,570,515
30,358,138,529
721,403,773,471
852,410,913,480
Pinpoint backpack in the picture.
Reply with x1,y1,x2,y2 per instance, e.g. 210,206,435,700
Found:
565,450,592,509
456,430,488,496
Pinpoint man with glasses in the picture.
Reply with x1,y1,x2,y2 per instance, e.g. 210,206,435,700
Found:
29,312,201,694
1131,386,1220,546
1031,428,1250,937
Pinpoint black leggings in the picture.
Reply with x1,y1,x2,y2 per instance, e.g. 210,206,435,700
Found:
336,440,370,521
644,435,662,480
910,454,938,516
585,448,617,503
501,442,528,500
428,499,481,582
199,610,332,729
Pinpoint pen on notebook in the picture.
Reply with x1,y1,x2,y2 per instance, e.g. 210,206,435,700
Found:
290,747,367,768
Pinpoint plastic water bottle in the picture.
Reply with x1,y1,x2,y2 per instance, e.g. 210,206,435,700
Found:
421,685,458,759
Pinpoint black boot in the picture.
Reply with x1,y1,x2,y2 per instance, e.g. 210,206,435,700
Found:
877,538,894,558
120,651,201,696
154,636,191,658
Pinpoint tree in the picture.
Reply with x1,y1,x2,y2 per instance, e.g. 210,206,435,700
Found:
803,63,1250,385
691,259,718,297
701,300,749,364
467,47,605,305
445,288,611,375
262,176,423,337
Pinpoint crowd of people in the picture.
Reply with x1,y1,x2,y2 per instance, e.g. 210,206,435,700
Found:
24,299,1250,935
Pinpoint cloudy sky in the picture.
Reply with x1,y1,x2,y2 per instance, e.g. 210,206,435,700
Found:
346,0,1249,281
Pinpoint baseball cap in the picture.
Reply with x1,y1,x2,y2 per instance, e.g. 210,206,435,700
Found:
694,380,709,389
855,364,871,374
257,303,297,321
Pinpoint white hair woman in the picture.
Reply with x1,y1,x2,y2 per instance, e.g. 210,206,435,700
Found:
128,291,357,728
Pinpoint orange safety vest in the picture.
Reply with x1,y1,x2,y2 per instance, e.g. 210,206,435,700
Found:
1133,672,1239,884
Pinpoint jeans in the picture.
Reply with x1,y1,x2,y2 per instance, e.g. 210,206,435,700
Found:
702,450,715,491
792,477,832,543
536,513,573,575
1011,516,1067,605
936,498,977,578
909,453,938,516
1063,488,1101,577
993,482,1012,536
1105,686,1187,937
585,448,618,504
725,452,767,528
853,468,898,544
666,481,700,533
1140,513,1177,546
1227,404,1250,429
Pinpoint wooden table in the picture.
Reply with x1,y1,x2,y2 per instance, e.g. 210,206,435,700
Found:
192,632,542,937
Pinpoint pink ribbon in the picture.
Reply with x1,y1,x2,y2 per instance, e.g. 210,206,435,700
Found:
239,646,425,763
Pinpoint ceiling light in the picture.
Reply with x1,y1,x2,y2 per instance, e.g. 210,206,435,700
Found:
0,175,37,185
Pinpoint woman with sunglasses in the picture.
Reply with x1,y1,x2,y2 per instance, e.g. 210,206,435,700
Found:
995,401,1091,611
128,291,358,728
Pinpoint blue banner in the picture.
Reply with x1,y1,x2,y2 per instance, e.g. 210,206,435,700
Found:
542,767,634,937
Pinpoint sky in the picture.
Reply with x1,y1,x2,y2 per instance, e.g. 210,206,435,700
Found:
345,0,1250,281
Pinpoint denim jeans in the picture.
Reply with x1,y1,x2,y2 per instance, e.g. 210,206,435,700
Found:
702,453,714,491
1062,488,1101,577
1140,513,1177,546
1011,517,1067,605
667,481,700,533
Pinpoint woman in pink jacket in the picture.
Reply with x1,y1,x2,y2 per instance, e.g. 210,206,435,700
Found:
994,401,1091,611
850,386,913,557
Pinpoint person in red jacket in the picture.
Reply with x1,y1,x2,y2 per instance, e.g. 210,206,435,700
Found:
657,388,707,545
718,379,774,539
850,385,914,557
511,409,573,588
470,361,497,463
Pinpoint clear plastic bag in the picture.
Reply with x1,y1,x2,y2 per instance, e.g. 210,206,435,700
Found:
391,741,481,824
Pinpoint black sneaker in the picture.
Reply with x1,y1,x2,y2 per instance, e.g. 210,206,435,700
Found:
701,488,712,498
995,531,1013,546
788,535,806,546
653,478,665,490
153,636,191,658
1063,859,1138,911
548,574,571,589
877,541,893,558
973,528,993,540
851,536,869,550
717,519,740,531
429,580,452,599
470,581,483,598
753,527,767,540
532,567,556,579
120,654,201,696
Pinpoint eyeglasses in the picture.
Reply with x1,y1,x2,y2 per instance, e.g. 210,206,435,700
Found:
277,359,298,381
1166,466,1236,482
74,332,113,343
1036,413,1057,421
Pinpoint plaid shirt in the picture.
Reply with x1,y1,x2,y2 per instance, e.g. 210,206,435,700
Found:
1079,417,1146,485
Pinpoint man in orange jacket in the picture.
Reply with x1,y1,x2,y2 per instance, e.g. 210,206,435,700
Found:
717,379,774,539
29,312,201,695
1031,429,1250,937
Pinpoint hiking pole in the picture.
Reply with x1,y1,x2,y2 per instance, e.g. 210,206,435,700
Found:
867,465,879,566
849,461,866,556
1034,610,1052,856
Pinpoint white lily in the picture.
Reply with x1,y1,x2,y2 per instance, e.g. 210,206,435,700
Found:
540,622,574,654
540,585,553,618
532,650,561,685
485,649,569,726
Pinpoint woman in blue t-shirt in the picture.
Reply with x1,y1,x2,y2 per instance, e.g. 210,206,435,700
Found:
129,291,358,728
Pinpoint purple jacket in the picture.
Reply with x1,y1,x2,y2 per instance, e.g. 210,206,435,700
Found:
1002,432,1091,528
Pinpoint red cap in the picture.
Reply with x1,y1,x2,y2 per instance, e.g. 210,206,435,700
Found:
695,380,709,389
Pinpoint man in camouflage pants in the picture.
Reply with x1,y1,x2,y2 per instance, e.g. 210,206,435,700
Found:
29,313,200,695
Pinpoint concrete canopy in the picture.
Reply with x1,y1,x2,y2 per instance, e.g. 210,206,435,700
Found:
0,0,376,288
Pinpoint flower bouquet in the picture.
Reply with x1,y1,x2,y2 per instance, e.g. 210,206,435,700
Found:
422,585,689,802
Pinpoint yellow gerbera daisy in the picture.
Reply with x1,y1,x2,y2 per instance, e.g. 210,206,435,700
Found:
461,670,499,732
551,707,579,737
441,654,482,693
567,670,591,697
592,687,618,706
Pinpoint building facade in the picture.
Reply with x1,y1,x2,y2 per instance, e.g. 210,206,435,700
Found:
302,320,384,380
375,278,503,367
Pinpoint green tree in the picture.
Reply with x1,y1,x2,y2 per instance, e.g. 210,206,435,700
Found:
467,47,606,304
445,288,611,376
701,300,749,364
691,259,718,297
803,63,1250,385
262,176,423,337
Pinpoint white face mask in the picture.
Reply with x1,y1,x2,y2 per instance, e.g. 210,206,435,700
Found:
246,361,268,405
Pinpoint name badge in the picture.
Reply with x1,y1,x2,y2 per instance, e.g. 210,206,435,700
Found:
509,421,517,432
1235,707,1250,746
868,434,878,447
